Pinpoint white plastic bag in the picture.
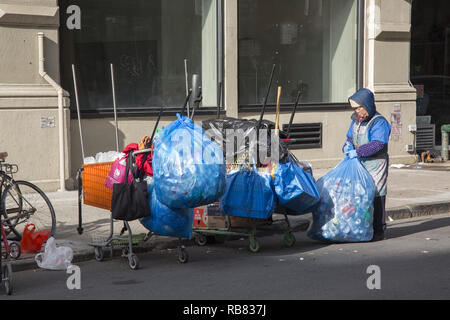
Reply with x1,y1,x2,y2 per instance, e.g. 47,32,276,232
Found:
35,237,73,270
83,156,96,164
95,151,124,163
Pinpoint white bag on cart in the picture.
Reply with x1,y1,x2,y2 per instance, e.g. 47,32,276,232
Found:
35,237,73,270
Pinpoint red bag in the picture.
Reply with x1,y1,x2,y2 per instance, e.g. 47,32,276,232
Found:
105,156,132,189
20,224,51,253
123,143,153,177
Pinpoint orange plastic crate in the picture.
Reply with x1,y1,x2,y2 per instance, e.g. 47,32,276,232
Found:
82,162,114,211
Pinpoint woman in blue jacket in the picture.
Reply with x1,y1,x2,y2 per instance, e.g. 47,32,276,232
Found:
343,88,391,241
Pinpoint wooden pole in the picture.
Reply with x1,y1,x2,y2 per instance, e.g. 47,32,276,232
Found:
275,86,282,136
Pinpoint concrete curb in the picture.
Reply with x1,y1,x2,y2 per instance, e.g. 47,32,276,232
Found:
10,202,450,273
387,201,450,220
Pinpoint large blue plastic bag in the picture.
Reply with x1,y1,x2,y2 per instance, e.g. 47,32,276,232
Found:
220,168,276,219
307,157,376,242
140,184,194,239
273,156,320,215
153,114,226,209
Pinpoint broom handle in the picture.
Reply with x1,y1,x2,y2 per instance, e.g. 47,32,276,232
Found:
287,90,302,139
275,86,282,136
72,64,85,162
110,64,120,152
180,89,193,116
257,64,276,130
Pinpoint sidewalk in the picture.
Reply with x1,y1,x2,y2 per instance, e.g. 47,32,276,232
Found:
10,161,450,272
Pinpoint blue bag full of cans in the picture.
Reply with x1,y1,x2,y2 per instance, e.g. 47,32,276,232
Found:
273,155,321,215
152,113,226,209
219,167,276,219
140,180,194,239
307,157,376,242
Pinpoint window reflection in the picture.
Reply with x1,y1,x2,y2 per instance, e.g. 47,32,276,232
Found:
411,0,450,145
238,0,358,105
60,0,218,112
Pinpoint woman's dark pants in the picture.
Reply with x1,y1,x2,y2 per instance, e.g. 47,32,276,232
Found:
373,195,387,235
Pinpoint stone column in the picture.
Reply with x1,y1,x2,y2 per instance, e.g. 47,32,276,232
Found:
223,0,238,118
365,0,417,164
0,0,71,191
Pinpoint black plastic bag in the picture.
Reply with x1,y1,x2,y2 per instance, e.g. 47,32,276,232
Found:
202,117,289,164
111,156,151,221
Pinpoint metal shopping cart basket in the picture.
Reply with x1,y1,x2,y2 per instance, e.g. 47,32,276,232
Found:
76,160,143,270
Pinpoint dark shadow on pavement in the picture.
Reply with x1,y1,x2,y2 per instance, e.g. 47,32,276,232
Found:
386,216,450,239
54,218,112,239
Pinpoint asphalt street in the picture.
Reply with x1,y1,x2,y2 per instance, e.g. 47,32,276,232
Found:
2,213,450,300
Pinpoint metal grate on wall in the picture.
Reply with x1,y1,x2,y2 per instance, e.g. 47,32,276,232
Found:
282,123,322,149
415,123,435,152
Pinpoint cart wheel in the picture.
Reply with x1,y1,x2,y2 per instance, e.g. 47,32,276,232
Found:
9,242,21,260
194,233,207,246
94,247,104,262
283,231,296,247
121,247,129,258
249,236,260,253
128,254,140,270
2,264,12,296
178,248,189,264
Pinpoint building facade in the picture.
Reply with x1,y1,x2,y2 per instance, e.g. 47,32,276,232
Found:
0,0,417,191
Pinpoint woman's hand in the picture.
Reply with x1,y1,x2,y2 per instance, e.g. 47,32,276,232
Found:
347,149,358,159
343,140,354,154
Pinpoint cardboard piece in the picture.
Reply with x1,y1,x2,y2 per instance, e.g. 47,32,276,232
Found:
193,203,227,230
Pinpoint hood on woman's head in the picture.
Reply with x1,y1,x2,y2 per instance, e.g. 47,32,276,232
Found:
348,88,376,119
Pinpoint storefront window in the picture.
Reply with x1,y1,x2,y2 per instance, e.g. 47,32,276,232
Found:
238,0,358,106
60,0,219,113
410,0,450,145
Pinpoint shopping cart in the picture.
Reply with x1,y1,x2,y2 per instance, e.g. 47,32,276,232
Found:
77,158,143,270
192,140,313,253
77,147,193,269
194,68,315,253
192,168,311,253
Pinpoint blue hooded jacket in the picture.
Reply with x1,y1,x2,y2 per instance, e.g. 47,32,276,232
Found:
346,88,391,145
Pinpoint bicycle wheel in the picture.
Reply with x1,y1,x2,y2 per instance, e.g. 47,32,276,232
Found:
1,181,56,239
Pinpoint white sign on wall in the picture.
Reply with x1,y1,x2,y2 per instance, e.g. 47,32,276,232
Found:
41,117,55,128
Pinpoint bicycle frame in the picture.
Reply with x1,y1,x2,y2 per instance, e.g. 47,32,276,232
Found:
0,162,18,194
0,223,11,258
